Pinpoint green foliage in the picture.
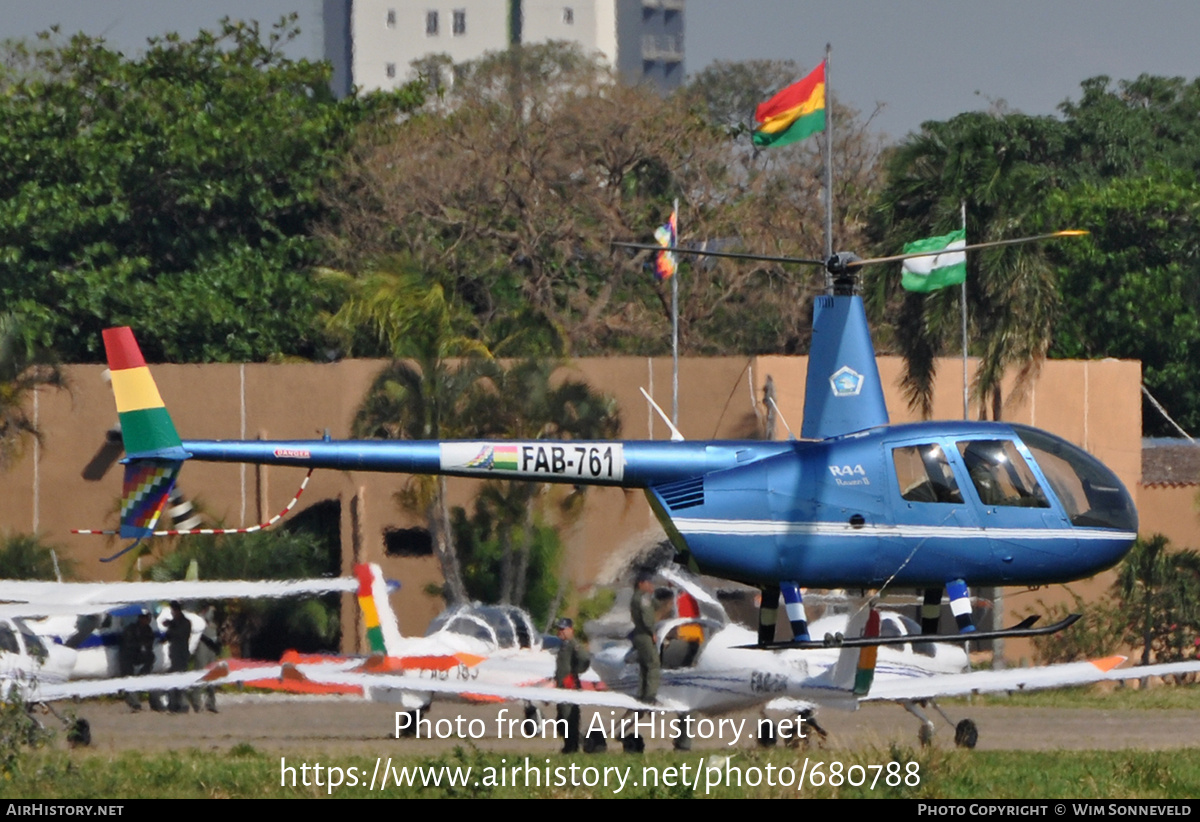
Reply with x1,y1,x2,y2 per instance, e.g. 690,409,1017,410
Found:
870,110,1067,419
1029,588,1125,665
452,501,562,626
0,694,52,778
1032,534,1200,668
145,525,341,658
1116,534,1200,666
1048,174,1200,435
0,19,422,363
0,313,65,471
0,532,72,580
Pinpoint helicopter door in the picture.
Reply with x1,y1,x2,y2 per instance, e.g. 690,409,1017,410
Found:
885,442,979,579
954,439,1077,575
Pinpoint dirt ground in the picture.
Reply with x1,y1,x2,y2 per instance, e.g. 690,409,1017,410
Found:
50,693,1200,757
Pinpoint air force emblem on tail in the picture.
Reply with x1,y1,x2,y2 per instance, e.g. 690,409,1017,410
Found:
830,366,864,397
440,442,625,481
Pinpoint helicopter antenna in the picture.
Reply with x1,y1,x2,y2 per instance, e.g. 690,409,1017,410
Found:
767,396,796,441
640,387,685,441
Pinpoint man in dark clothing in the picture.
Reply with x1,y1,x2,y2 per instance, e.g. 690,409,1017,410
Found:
630,573,660,704
118,611,161,712
553,617,590,754
164,601,191,713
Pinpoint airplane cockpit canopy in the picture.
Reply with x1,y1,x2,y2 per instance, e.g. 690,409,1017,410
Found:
878,612,935,658
426,604,540,651
1012,424,1138,532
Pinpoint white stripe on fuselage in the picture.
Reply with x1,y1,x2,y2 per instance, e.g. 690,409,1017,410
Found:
673,519,1134,542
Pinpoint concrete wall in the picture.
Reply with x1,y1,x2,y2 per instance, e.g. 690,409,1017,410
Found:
0,353,1144,660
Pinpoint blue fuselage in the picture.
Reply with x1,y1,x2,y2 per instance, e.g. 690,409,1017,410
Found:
181,419,1136,591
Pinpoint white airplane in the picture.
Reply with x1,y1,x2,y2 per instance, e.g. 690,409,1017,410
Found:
0,575,359,683
234,563,599,726
289,568,1200,750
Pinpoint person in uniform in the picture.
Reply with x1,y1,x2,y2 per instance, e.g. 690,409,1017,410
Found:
553,617,590,754
630,572,660,704
164,601,192,713
119,611,162,712
188,604,220,714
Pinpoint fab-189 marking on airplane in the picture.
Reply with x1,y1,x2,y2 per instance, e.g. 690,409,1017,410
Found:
80,230,1136,647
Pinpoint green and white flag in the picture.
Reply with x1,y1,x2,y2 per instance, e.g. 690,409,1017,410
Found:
901,228,967,293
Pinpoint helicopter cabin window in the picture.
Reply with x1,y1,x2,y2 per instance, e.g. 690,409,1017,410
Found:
1010,424,1137,531
892,444,962,504
956,440,1049,508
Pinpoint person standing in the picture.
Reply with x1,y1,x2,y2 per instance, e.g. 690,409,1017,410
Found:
630,573,660,704
553,617,590,754
188,605,220,714
119,611,162,712
164,601,191,713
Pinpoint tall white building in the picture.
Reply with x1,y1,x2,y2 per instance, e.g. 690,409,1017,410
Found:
324,0,684,96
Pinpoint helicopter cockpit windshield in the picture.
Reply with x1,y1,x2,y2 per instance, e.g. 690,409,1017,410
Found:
1010,425,1137,532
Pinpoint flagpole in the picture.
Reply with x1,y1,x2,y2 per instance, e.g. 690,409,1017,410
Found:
961,200,969,420
671,197,679,427
823,42,833,293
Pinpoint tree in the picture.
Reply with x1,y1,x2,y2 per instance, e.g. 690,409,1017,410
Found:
1048,174,1200,436
322,46,886,358
0,19,423,363
1117,534,1200,666
0,314,64,471
0,533,72,580
869,111,1070,419
460,358,621,608
329,262,492,606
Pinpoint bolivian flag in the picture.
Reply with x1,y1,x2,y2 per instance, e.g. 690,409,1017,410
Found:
752,61,825,148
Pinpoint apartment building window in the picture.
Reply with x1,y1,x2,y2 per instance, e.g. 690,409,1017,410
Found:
426,10,439,35
385,62,396,79
386,8,396,28
453,10,466,35
563,7,574,24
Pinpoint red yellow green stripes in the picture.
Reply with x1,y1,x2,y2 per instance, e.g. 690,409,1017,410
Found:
853,609,881,696
103,327,182,457
355,564,388,654
752,61,826,148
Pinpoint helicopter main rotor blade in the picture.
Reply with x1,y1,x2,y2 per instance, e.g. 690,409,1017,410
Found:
611,241,824,267
855,230,1090,269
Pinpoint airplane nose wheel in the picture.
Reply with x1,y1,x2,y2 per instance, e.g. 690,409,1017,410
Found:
918,720,936,747
954,718,979,749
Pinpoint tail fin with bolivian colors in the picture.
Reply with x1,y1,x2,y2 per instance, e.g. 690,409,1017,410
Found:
102,327,190,539
355,563,405,656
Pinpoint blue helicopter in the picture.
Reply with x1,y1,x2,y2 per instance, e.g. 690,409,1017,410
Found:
93,238,1136,649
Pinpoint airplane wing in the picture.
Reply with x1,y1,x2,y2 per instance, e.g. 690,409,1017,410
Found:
861,656,1200,702
23,661,284,702
280,664,667,711
0,578,359,619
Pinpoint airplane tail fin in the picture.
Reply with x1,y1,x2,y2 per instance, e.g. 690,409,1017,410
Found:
354,563,405,656
103,327,191,539
829,607,882,697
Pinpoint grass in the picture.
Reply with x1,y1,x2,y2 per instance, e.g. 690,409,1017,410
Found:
3,745,1200,799
944,681,1200,711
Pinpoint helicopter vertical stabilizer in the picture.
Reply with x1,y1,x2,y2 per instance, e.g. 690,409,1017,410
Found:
801,295,889,439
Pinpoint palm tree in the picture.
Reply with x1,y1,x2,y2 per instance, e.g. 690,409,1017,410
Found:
1117,534,1200,666
464,358,621,606
870,111,1069,419
326,261,491,606
0,314,65,470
